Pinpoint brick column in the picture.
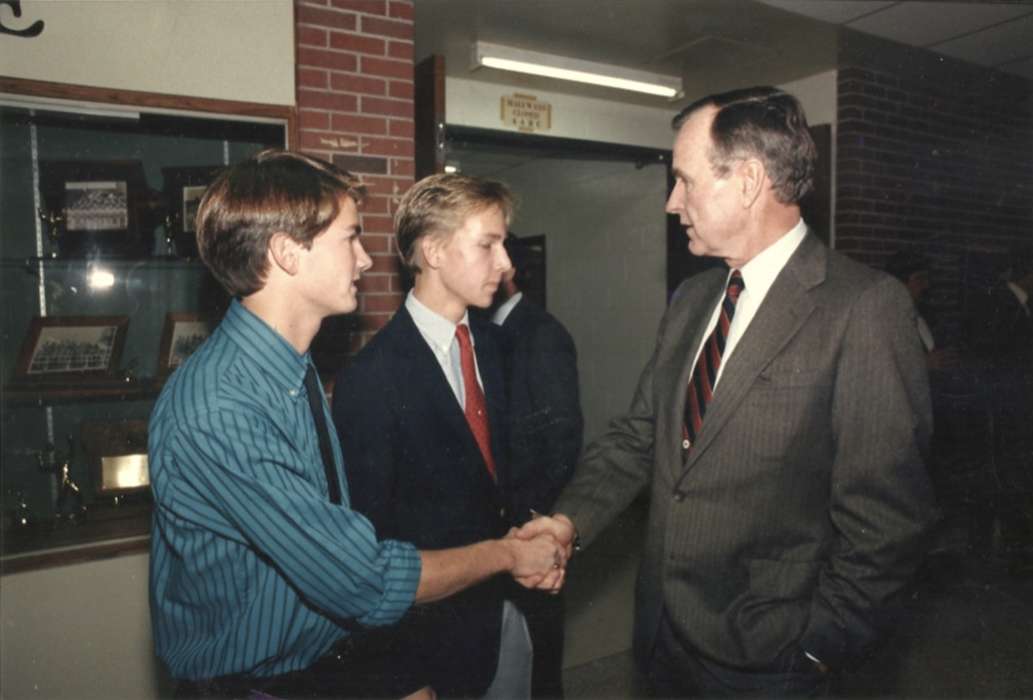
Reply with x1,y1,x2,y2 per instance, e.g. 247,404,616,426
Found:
836,65,1033,341
295,0,414,368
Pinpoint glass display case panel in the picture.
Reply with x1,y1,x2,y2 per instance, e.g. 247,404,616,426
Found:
1,100,287,560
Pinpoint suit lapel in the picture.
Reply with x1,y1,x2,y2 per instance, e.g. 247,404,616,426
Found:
679,233,826,476
663,271,727,481
395,308,497,487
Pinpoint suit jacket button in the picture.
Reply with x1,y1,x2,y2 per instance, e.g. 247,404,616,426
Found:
499,507,506,518
673,492,685,502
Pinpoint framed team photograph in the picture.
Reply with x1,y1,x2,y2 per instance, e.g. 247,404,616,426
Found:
161,165,223,258
38,160,149,257
157,312,215,376
14,315,129,379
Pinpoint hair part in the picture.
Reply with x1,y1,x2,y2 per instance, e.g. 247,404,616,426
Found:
672,86,816,204
196,149,366,297
394,173,514,276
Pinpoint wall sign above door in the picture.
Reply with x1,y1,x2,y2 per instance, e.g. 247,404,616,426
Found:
501,94,552,133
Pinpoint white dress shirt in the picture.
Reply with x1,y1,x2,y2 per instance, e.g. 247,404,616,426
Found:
405,290,480,408
689,219,808,391
1007,280,1031,316
492,291,523,326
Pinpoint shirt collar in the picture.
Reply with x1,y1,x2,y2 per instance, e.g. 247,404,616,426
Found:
406,290,470,352
220,299,311,394
738,218,807,299
492,292,523,325
1007,281,1030,313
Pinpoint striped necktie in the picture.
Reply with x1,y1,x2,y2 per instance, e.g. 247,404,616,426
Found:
683,270,745,453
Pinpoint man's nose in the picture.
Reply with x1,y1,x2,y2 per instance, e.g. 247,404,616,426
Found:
665,182,682,214
497,247,512,272
357,240,373,272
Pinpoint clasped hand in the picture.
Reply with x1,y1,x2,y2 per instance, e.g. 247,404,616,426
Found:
505,513,577,593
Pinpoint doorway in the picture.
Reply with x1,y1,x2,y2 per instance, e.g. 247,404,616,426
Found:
446,128,670,443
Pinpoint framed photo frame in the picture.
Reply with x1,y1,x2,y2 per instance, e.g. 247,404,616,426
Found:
161,165,224,258
80,420,151,497
38,160,149,258
157,312,215,376
14,315,129,380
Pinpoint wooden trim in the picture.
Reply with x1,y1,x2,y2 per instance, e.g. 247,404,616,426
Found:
414,55,446,179
0,76,298,150
4,376,161,404
1,536,150,576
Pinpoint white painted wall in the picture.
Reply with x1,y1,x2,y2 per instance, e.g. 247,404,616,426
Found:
1,551,166,700
781,70,837,127
2,0,295,106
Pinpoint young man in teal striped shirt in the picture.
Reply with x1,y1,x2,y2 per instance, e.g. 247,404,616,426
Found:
148,150,564,700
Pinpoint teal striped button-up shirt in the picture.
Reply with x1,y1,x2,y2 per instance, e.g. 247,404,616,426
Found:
149,300,421,680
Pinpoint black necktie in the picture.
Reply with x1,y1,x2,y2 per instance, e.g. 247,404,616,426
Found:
304,365,342,505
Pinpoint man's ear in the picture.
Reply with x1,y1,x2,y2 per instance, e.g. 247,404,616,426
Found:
739,158,765,208
419,234,442,271
268,232,301,276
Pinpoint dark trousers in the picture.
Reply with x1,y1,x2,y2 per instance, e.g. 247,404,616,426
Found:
645,612,832,698
522,590,566,699
174,634,422,700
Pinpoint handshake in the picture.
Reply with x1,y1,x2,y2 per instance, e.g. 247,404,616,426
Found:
502,513,578,594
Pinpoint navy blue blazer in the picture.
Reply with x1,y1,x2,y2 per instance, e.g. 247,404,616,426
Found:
497,298,583,521
331,305,510,697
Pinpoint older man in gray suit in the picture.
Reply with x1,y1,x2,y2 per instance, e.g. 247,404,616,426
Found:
522,87,937,696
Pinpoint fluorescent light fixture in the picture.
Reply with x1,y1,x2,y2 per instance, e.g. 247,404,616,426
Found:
472,42,682,99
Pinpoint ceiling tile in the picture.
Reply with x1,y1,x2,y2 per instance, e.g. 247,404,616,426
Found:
932,12,1033,67
848,2,1033,48
756,0,896,25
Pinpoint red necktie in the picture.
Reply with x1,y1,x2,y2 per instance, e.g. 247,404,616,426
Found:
455,323,497,479
683,270,745,453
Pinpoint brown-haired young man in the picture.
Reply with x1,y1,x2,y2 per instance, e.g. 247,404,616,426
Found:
148,151,562,700
333,173,561,698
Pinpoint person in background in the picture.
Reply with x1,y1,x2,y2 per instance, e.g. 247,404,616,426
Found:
964,248,1033,571
886,249,959,371
491,233,584,698
519,87,937,697
149,151,562,700
333,174,562,699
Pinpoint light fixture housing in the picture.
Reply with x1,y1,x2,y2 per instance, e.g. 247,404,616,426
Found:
472,41,683,99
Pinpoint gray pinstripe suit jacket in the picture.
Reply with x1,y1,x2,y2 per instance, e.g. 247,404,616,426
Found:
554,232,937,672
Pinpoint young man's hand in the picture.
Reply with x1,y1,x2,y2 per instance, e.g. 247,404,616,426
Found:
504,530,565,592
515,513,576,563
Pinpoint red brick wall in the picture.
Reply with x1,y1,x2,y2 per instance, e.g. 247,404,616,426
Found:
294,0,414,370
836,65,1033,341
